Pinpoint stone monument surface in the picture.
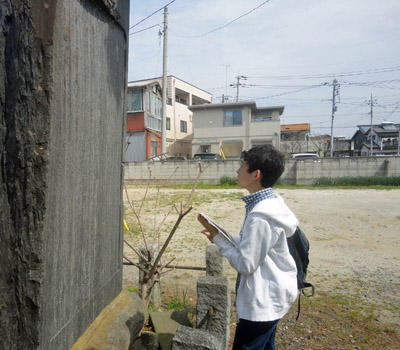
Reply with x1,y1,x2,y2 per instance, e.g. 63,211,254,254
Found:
0,1,129,349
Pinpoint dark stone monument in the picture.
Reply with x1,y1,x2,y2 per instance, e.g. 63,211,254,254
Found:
0,1,129,349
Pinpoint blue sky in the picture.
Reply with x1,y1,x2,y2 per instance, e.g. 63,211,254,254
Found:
128,0,400,137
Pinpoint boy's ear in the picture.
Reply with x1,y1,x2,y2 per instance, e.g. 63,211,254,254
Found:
254,169,262,181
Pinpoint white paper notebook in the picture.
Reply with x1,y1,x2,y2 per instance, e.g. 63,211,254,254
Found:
199,213,239,248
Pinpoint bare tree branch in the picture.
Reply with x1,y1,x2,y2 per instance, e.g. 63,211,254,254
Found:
154,205,174,240
123,255,147,273
124,183,149,252
123,239,148,261
144,205,193,282
138,168,152,215
152,186,161,241
183,162,210,210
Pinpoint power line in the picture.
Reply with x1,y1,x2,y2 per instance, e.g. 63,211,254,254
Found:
244,83,323,89
312,126,358,129
254,83,328,100
179,0,272,38
247,65,400,80
129,0,176,30
130,24,161,36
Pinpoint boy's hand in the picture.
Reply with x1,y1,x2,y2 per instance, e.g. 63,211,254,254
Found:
197,213,219,242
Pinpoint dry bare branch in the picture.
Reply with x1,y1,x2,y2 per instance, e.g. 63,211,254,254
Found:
123,239,148,262
154,205,174,241
144,205,193,283
160,269,173,276
183,162,210,210
138,168,152,216
152,186,161,241
162,257,176,269
124,183,149,252
123,255,147,273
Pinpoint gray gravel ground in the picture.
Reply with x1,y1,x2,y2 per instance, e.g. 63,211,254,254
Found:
123,188,400,325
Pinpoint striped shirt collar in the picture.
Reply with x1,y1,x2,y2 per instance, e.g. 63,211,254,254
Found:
242,187,276,214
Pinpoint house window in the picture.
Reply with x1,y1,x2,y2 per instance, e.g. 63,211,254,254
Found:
201,145,211,153
252,114,272,122
224,110,242,126
166,117,171,130
151,141,158,157
126,89,143,111
147,91,162,132
180,120,187,133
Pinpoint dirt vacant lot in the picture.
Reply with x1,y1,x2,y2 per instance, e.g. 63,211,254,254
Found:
123,187,400,348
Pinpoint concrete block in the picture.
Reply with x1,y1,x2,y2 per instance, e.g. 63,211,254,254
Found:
171,326,224,350
133,331,159,350
206,245,225,276
196,276,230,349
149,311,192,350
71,290,145,350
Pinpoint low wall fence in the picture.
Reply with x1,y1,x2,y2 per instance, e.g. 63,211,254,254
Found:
124,156,400,185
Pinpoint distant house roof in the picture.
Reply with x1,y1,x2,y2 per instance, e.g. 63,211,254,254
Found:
127,75,212,95
189,101,284,114
356,123,400,135
127,78,160,88
280,123,310,132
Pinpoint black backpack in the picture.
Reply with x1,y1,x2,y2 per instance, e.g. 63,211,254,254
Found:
286,226,315,320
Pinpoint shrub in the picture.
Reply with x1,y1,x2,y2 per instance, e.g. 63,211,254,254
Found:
313,176,400,186
219,176,238,186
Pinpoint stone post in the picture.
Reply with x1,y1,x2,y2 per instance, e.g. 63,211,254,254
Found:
196,276,230,350
206,245,225,276
139,244,161,308
171,326,224,350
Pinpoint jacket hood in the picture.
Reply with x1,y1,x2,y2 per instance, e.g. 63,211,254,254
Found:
250,194,298,237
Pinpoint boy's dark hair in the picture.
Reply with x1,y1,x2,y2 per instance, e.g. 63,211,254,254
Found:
242,144,284,188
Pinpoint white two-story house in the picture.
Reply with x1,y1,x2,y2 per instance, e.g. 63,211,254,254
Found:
189,101,283,158
125,76,212,161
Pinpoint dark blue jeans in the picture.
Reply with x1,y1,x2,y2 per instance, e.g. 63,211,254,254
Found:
232,318,279,350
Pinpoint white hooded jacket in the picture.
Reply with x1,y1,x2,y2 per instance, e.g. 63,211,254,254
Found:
213,194,299,321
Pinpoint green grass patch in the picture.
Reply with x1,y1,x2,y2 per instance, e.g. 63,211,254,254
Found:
126,285,138,293
166,289,189,312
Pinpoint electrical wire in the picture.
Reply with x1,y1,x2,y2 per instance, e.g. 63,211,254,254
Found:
254,84,328,100
129,0,176,30
247,65,400,80
130,24,161,36
178,0,272,38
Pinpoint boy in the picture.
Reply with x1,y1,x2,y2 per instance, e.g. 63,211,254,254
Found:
198,144,298,350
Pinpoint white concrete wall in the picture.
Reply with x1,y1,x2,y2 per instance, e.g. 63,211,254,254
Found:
164,76,212,157
124,157,400,185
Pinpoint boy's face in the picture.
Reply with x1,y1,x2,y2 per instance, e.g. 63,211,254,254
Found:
236,160,262,192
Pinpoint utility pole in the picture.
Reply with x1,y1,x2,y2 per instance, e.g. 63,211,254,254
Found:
330,79,340,157
367,93,377,156
161,6,168,155
236,75,240,102
224,64,230,100
230,75,247,102
398,125,400,156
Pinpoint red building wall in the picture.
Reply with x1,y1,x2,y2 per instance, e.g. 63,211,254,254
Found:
145,129,162,159
127,112,144,132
